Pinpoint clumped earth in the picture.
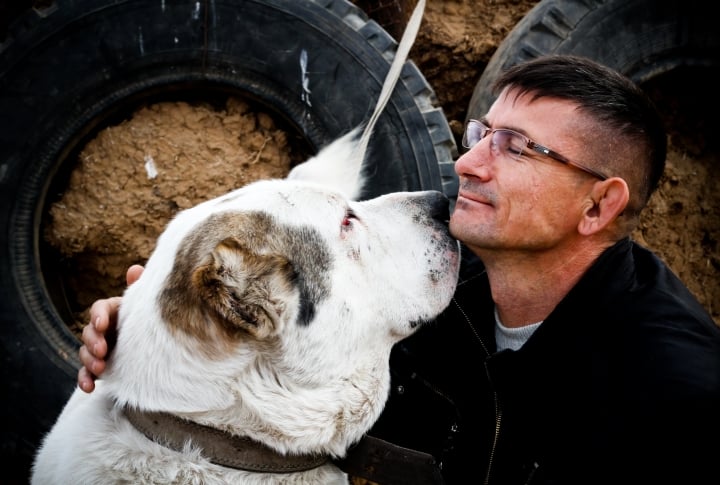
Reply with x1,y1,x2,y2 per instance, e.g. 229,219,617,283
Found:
44,0,719,332
44,97,301,335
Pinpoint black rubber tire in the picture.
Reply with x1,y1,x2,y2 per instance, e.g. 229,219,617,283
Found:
467,0,719,120
0,0,456,479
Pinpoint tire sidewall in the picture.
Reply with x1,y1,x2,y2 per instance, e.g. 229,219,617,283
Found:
467,0,719,120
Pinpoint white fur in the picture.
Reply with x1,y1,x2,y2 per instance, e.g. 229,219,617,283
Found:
31,131,460,483
287,127,365,200
32,3,452,480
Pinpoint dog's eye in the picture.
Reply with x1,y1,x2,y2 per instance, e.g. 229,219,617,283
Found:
341,209,357,227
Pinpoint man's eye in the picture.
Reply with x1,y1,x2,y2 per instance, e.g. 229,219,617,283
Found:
507,144,524,157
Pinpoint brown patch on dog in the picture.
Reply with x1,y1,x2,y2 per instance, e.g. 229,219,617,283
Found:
159,212,299,351
194,237,296,338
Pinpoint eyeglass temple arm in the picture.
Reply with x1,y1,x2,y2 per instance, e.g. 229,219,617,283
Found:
528,142,608,180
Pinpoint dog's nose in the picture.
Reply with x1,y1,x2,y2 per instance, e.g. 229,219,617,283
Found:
418,190,450,223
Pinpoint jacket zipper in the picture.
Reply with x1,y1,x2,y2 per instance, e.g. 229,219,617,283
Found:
451,297,501,485
483,362,502,485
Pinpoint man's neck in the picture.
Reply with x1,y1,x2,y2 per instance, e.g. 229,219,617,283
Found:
478,243,608,328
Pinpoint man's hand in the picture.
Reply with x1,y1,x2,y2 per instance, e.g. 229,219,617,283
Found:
77,264,144,393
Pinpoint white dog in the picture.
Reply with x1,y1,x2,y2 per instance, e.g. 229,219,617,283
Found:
31,146,460,484
32,2,457,481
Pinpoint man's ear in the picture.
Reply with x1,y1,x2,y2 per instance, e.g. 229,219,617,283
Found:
578,177,630,236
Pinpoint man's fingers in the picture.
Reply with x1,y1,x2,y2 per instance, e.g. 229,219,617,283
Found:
88,296,122,334
127,264,144,285
78,343,106,375
77,265,140,394
77,365,96,394
81,317,108,358
77,343,105,394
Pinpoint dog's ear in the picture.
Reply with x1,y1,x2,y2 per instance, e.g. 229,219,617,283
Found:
192,237,295,339
286,126,366,200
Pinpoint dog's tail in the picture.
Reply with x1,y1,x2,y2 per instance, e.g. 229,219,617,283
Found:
354,0,426,169
287,0,426,200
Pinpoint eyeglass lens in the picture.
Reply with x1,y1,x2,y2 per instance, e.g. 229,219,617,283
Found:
463,121,487,148
464,121,526,161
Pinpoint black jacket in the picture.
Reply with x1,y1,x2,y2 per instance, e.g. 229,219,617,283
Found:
367,238,720,485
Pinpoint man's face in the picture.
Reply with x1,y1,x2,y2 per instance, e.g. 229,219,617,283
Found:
450,87,596,258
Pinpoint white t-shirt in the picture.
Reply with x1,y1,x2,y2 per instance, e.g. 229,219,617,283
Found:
494,307,542,351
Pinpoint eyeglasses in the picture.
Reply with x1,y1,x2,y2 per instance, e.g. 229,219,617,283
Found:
461,119,608,181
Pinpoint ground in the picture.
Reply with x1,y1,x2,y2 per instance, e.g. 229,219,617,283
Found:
42,0,719,331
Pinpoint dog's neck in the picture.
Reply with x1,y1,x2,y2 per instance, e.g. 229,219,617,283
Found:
104,309,392,457
122,407,329,472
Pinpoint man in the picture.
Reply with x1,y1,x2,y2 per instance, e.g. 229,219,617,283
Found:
78,55,720,484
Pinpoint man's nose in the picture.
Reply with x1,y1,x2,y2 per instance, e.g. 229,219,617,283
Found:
454,141,492,180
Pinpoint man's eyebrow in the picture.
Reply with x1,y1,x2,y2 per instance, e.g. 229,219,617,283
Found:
484,116,531,138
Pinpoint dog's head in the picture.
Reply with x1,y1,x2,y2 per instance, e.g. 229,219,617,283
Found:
107,175,459,455
165,181,458,337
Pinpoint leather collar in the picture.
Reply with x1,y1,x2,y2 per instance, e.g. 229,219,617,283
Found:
123,407,329,473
